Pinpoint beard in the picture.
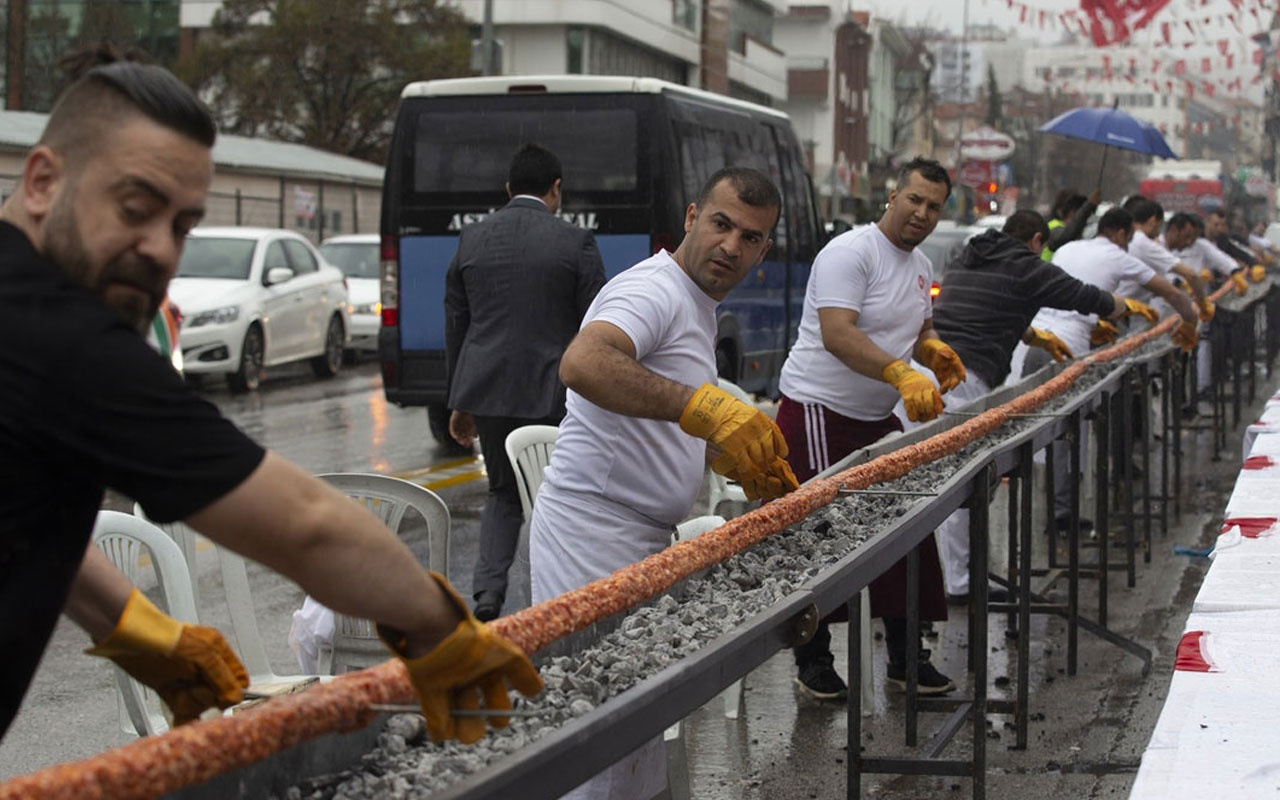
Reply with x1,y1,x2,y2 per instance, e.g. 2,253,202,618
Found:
42,196,164,334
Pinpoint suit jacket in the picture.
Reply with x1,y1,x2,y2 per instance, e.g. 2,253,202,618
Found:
445,196,605,419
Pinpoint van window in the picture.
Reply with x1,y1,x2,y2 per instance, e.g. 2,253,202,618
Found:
411,108,639,195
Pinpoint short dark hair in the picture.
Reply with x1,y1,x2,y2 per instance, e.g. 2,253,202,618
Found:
507,143,562,197
1121,193,1149,213
1096,207,1134,236
1168,212,1202,233
41,49,215,171
1052,189,1086,219
695,166,782,227
896,156,951,198
1002,210,1049,244
1126,198,1163,225
1207,208,1228,221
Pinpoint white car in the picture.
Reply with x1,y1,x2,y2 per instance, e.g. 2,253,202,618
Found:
169,227,350,392
318,233,380,356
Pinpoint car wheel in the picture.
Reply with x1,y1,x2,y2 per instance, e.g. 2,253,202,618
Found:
228,325,264,393
310,315,344,379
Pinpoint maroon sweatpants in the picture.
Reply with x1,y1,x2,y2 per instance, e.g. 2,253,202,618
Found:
776,395,948,621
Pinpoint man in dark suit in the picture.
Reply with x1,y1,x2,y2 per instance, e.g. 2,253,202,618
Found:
445,143,606,621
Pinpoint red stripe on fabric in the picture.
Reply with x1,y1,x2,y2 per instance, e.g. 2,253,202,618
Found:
1221,516,1279,538
1174,631,1213,672
1243,455,1276,470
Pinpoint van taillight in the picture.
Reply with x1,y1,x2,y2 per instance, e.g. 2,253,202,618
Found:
930,281,941,301
651,232,676,255
380,234,399,327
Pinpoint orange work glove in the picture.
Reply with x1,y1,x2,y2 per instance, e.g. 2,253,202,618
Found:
1025,327,1074,362
917,338,966,392
380,572,542,744
883,359,944,422
1198,299,1216,323
680,383,798,500
1122,298,1159,324
1232,272,1248,295
85,588,248,725
1171,319,1199,352
1251,264,1267,283
1090,320,1119,347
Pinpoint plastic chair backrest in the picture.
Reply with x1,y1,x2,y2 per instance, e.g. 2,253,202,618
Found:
92,510,200,736
673,515,727,542
716,378,753,403
315,473,451,673
504,425,559,518
133,502,203,614
317,473,450,574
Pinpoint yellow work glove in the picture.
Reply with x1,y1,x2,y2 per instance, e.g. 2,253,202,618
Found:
1251,264,1267,283
1090,320,1119,347
85,588,248,725
1171,319,1199,353
883,360,944,422
680,383,798,500
917,338,966,392
380,572,542,744
1122,298,1159,324
1200,268,1213,283
1232,272,1248,295
1198,299,1215,323
1025,328,1074,362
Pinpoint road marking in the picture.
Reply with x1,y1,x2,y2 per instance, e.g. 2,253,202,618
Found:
394,456,487,491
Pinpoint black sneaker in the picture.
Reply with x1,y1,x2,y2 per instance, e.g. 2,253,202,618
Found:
794,662,848,700
472,591,504,622
886,652,955,695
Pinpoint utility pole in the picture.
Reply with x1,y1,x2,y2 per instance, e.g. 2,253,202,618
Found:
480,0,497,76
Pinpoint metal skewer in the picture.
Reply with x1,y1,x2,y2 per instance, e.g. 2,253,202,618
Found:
367,703,540,718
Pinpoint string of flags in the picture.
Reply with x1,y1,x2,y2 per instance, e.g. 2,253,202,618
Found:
1000,0,1273,48
992,0,1277,102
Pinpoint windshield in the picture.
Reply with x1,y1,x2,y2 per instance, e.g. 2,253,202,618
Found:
319,242,379,279
177,237,256,280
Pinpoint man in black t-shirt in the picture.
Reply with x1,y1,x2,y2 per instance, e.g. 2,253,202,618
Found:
0,55,539,745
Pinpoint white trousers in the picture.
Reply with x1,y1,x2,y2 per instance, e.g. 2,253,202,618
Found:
530,485,671,800
931,376,992,596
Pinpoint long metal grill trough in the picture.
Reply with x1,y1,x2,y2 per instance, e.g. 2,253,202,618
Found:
4,280,1270,800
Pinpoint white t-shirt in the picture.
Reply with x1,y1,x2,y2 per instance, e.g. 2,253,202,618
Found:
779,224,933,420
1029,237,1156,356
536,249,717,528
1171,237,1239,277
1117,229,1179,303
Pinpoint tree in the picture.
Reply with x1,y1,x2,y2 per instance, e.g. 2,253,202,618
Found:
984,64,1002,128
177,0,473,163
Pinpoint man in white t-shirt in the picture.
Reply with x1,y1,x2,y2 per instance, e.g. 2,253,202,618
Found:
1025,207,1198,530
529,167,796,800
1120,197,1211,321
776,156,967,699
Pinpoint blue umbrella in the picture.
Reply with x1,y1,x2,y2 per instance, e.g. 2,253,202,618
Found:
1039,103,1178,189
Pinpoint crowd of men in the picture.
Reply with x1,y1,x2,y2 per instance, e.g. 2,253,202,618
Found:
5,51,1277,800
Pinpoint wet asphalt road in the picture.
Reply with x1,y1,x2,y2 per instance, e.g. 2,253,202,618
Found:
0,355,1268,800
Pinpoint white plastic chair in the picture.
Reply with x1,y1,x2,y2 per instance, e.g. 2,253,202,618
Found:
706,379,751,516
92,510,200,737
504,424,559,518
132,505,319,689
313,473,451,674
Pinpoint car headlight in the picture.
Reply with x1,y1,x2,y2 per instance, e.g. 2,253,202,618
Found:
186,305,241,327
349,301,381,316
